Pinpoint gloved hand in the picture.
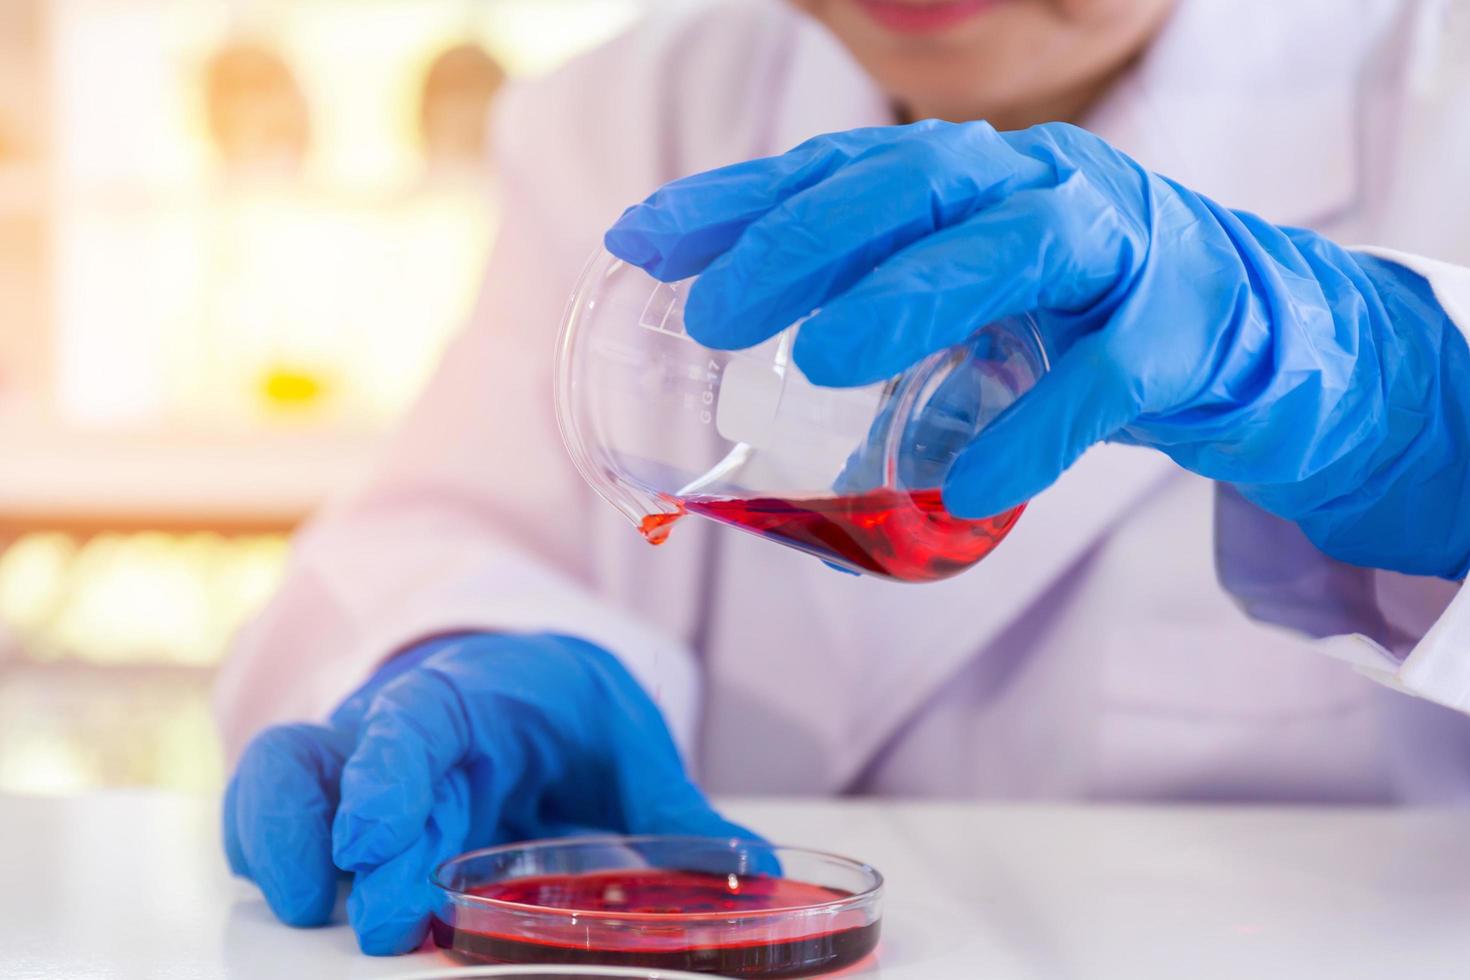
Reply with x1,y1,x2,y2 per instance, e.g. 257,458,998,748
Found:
606,121,1470,579
223,633,755,955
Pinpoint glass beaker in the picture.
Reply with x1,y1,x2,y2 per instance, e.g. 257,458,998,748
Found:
555,249,1048,583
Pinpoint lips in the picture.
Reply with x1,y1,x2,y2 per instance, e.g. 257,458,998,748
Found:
852,0,1001,35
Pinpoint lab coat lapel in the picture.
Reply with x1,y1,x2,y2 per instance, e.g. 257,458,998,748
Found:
751,3,1396,787
766,11,894,154
1084,0,1404,229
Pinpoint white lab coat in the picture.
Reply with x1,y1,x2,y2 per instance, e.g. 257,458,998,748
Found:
217,0,1470,803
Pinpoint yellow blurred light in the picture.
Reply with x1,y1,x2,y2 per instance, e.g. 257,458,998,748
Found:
0,665,226,793
150,693,224,791
0,533,78,635
0,730,96,795
261,365,327,408
0,531,288,667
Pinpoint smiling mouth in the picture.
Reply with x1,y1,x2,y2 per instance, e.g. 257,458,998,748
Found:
851,0,1002,35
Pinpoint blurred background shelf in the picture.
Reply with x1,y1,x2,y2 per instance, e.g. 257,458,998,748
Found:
0,422,378,532
0,0,679,796
0,661,222,792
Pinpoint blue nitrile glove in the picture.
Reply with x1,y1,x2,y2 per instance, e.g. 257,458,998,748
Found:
223,633,756,955
606,121,1470,579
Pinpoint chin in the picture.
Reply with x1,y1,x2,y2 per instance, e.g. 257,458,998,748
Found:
795,0,1062,117
875,51,1051,123
790,0,1174,127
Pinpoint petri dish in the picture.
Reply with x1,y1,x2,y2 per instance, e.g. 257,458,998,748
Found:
430,836,883,978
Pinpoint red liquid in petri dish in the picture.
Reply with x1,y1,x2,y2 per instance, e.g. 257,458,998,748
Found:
431,868,879,978
639,487,1022,582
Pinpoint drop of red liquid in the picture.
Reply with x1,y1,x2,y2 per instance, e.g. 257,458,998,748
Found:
639,509,684,545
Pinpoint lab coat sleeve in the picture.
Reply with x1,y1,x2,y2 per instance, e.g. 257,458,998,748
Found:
1218,250,1470,713
212,77,704,765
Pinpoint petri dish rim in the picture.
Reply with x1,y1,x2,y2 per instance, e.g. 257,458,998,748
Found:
394,967,719,980
430,835,884,923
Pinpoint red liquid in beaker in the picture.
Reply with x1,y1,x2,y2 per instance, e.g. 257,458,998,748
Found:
432,868,878,978
677,487,1022,582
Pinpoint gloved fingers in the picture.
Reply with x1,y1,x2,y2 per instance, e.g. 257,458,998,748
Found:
941,331,1141,519
623,772,780,876
639,836,785,880
620,759,762,840
604,127,887,281
627,772,780,876
552,646,760,843
682,126,1050,352
347,768,471,956
332,665,477,872
790,183,1136,387
231,723,355,927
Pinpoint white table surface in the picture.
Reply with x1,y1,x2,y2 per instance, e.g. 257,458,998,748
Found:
4,791,1470,980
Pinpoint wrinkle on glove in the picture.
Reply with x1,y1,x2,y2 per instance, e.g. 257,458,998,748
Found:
607,121,1470,579
226,723,354,927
